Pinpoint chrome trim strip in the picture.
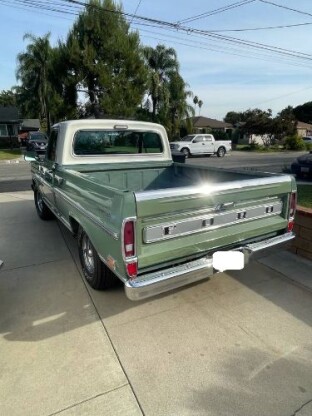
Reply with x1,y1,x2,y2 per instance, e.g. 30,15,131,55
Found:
124,232,295,301
33,173,52,189
56,213,72,230
144,200,283,243
135,176,292,202
53,187,119,240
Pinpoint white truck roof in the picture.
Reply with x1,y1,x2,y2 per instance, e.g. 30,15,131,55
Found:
52,119,172,165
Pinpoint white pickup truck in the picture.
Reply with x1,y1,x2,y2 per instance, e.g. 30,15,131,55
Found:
170,134,231,158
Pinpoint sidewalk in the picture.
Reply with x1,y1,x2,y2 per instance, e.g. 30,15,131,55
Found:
0,191,142,416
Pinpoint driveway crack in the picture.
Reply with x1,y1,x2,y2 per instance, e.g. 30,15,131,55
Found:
290,398,312,416
46,384,129,416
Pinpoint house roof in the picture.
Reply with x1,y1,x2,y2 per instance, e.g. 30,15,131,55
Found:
0,106,19,122
20,119,40,129
189,116,233,129
297,121,312,129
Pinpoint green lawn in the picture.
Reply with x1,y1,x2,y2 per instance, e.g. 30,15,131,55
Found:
0,149,22,160
297,184,312,209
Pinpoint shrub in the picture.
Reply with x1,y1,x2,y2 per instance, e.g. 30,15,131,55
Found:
213,130,230,141
284,135,305,150
305,142,312,152
0,137,19,149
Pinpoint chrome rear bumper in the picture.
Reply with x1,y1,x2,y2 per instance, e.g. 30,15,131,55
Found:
124,232,295,301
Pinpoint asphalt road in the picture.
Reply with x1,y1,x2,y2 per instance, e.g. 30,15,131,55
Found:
186,150,307,173
0,150,307,193
0,160,32,192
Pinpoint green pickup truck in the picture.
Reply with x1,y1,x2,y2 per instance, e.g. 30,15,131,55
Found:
28,119,296,300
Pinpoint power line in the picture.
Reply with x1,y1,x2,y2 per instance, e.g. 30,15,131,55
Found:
130,0,143,25
136,26,312,69
259,0,312,19
203,21,312,32
177,0,256,24
60,0,312,61
3,0,312,66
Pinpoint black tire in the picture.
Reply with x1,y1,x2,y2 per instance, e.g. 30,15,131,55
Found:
217,147,226,158
34,189,54,220
181,148,190,158
78,228,118,290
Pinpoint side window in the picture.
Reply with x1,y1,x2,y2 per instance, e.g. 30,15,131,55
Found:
46,129,58,162
204,135,212,141
194,135,204,143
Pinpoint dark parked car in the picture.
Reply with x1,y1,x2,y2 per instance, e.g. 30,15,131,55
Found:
303,136,312,143
26,132,48,153
291,151,312,179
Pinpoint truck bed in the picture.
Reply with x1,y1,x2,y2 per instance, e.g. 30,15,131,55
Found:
71,162,276,192
63,162,293,270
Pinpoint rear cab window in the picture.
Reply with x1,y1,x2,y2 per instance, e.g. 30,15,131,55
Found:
73,130,163,156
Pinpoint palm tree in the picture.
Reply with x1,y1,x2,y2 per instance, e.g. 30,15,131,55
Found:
16,33,53,132
198,99,203,115
167,73,195,138
144,44,179,119
193,95,198,109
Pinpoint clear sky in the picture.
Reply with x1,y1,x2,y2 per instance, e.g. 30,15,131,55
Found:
1,0,312,120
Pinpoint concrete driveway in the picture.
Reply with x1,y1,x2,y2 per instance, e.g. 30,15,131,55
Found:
1,191,312,416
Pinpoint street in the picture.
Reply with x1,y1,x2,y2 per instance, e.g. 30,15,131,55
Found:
186,150,307,173
0,150,307,193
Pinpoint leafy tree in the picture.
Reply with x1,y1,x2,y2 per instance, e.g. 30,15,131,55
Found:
66,0,147,118
293,101,312,124
0,90,17,107
224,111,244,125
240,108,274,146
16,33,54,132
144,44,179,120
48,43,80,120
272,106,296,141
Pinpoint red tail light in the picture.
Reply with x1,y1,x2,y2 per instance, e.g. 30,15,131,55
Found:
123,220,135,257
122,219,137,279
126,262,137,278
289,192,297,218
287,192,297,232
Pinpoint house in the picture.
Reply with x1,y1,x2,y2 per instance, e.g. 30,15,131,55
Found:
296,121,312,137
18,119,41,142
0,106,20,148
238,120,312,146
188,116,233,135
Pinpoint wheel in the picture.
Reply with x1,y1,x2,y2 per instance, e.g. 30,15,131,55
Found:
78,228,118,290
181,148,190,158
217,147,226,158
34,189,54,220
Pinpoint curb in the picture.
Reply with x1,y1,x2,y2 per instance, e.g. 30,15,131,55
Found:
0,158,26,165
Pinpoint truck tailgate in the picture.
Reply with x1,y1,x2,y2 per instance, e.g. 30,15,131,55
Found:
134,176,293,270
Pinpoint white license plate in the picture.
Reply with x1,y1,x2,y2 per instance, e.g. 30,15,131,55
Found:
213,251,245,272
301,167,310,173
